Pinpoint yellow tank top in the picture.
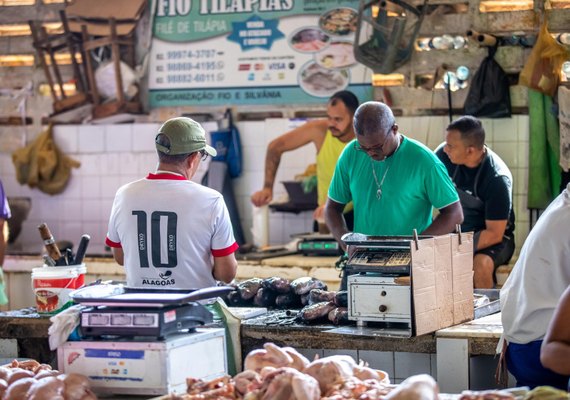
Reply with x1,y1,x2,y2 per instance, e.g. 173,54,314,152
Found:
316,130,352,212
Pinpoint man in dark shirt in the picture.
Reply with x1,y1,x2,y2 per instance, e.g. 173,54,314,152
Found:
436,116,515,288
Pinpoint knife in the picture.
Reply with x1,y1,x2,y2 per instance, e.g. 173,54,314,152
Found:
73,234,91,265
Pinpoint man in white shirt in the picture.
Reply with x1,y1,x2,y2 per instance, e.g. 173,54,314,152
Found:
106,117,238,289
500,183,570,389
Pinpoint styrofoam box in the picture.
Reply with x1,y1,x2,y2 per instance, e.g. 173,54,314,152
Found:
57,328,226,396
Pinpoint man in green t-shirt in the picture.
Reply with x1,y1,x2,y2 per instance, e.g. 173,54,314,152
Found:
325,102,463,253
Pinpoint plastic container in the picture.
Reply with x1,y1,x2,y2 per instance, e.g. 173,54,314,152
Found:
31,264,86,314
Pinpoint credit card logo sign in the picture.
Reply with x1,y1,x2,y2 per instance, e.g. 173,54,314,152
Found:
238,64,251,71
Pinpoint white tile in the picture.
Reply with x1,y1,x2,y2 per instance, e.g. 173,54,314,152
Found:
64,175,82,199
358,350,395,380
119,153,140,176
137,152,157,175
396,117,414,139
297,348,323,363
82,221,107,250
513,168,528,196
236,121,267,147
77,154,103,176
101,153,121,172
491,142,517,168
132,123,160,152
492,118,518,142
101,199,115,222
81,176,101,198
242,145,266,172
105,124,133,153
283,212,312,238
394,352,431,380
234,172,263,197
61,199,82,222
517,141,529,169
81,199,102,222
53,125,79,153
61,221,83,244
323,349,358,360
78,125,105,153
480,119,494,144
101,175,124,199
517,115,529,142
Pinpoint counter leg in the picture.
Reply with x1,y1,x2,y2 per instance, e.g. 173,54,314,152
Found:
437,337,469,393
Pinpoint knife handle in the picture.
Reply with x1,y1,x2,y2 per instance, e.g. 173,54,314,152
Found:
74,234,91,265
38,223,62,262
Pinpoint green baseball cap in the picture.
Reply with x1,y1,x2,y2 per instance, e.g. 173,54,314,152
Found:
155,117,217,157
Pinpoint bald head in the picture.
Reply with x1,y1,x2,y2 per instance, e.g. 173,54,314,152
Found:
353,101,396,138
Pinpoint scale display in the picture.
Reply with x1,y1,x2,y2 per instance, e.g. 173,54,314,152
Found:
80,303,212,338
350,251,411,267
346,249,411,275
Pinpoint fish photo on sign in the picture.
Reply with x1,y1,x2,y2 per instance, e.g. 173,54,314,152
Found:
319,7,358,36
289,27,330,53
298,61,349,98
315,40,357,70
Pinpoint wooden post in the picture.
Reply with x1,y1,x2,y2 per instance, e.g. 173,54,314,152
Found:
81,24,100,105
110,18,125,105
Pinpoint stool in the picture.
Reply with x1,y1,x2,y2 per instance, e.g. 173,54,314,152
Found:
80,18,141,119
28,10,89,115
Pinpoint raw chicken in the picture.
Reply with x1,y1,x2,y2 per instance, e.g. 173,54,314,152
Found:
234,370,261,396
282,347,310,371
353,362,389,383
303,355,357,393
258,367,320,400
244,343,294,372
385,374,439,400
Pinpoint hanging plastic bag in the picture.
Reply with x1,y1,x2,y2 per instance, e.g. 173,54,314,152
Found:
210,109,243,178
519,21,570,97
464,46,511,118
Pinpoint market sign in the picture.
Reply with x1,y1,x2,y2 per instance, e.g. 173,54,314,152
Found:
149,0,373,107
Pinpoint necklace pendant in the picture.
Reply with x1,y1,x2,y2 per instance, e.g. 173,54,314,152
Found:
376,188,382,200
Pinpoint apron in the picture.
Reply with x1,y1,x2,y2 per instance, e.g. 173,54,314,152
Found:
451,154,487,233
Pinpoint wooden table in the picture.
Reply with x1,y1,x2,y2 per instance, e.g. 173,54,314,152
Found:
436,313,503,393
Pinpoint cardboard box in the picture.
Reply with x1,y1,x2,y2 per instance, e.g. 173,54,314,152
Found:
411,232,474,336
57,328,226,396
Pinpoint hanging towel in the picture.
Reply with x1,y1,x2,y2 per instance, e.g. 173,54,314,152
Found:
527,89,561,209
12,125,80,195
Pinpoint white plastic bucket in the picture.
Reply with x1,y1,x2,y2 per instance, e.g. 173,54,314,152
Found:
31,264,86,314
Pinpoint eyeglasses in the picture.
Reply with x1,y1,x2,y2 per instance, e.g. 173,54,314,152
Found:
355,140,388,154
355,125,394,155
199,150,209,161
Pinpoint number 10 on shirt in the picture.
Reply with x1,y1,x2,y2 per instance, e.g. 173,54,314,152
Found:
132,210,178,268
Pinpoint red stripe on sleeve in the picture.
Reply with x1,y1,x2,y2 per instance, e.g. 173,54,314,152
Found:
105,237,122,248
211,242,239,257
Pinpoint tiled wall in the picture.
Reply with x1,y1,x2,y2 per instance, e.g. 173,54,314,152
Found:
0,116,530,258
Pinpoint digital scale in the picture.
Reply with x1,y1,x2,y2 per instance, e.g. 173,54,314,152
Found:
342,233,431,335
294,233,343,256
80,303,213,338
60,284,233,395
342,233,425,276
70,284,233,338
